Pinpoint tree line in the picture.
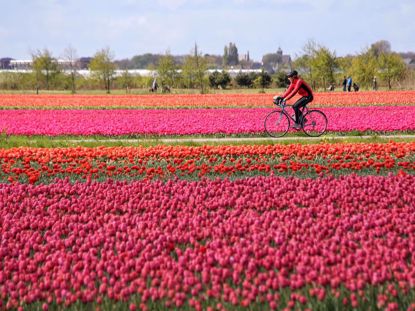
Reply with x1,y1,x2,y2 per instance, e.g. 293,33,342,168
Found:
294,40,408,91
0,40,412,93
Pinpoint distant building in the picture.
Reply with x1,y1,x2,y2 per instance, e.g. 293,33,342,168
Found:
239,51,250,62
274,47,292,72
251,62,263,70
262,47,292,74
79,57,92,69
9,59,32,70
0,58,13,69
1,57,93,71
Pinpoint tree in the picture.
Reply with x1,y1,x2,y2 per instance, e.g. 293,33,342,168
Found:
293,54,312,80
235,72,255,88
131,53,161,69
223,46,228,68
208,71,231,89
223,43,239,67
273,71,289,88
309,46,338,89
62,46,79,94
293,40,316,88
181,44,208,93
349,41,406,89
32,49,60,92
254,68,272,90
295,40,338,89
350,49,378,89
0,71,23,90
89,47,116,93
370,40,392,58
293,41,339,89
157,52,179,90
182,55,196,90
337,55,353,81
204,54,224,69
118,69,134,93
378,52,407,89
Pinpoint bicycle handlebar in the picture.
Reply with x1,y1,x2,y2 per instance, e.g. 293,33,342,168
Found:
273,98,287,108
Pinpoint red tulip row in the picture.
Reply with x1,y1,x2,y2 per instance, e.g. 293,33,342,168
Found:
1,91,415,109
1,175,415,310
0,142,414,184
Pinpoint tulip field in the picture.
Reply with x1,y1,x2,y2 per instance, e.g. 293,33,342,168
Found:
0,142,415,184
1,92,415,311
1,91,415,109
0,106,415,136
0,91,414,137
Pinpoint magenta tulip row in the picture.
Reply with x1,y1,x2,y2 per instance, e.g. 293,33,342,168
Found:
0,106,413,135
1,174,414,309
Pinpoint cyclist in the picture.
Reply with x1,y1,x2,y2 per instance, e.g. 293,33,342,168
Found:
273,70,314,129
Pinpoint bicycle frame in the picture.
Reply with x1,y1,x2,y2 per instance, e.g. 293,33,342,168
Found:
277,102,308,125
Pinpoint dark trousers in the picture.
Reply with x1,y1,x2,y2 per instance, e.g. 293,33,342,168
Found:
293,96,313,123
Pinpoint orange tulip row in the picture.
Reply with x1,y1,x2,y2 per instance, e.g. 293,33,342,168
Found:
1,91,415,109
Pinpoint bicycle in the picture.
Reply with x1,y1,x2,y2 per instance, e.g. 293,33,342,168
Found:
264,99,328,137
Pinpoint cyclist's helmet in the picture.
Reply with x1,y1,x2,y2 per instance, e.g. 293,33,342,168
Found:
287,70,298,78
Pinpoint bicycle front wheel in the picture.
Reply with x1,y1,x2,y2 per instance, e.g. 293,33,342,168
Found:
264,110,290,138
302,110,328,137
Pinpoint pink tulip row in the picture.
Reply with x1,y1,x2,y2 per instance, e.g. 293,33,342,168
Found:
1,175,415,310
0,106,413,136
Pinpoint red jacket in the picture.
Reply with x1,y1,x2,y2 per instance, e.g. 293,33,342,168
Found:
281,77,313,100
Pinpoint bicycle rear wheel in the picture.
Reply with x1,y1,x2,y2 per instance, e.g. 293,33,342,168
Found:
264,110,290,138
302,110,328,137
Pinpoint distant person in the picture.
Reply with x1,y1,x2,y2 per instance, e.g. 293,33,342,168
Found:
328,83,335,91
273,70,314,129
342,76,347,92
162,85,171,93
346,76,352,92
372,76,378,90
353,82,360,92
151,78,158,92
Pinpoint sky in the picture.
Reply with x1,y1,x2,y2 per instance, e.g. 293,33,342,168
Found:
0,0,415,62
